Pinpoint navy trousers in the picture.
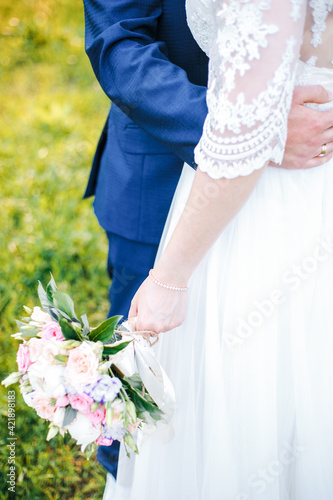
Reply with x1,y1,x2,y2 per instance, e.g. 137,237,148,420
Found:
97,232,159,477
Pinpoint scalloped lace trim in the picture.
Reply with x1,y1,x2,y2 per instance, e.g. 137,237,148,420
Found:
194,35,297,179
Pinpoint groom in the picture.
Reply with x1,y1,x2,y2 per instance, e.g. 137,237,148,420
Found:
82,0,333,482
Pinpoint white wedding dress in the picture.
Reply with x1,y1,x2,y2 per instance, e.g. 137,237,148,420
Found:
110,1,333,499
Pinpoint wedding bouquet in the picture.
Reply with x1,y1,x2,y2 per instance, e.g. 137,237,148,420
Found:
2,276,174,455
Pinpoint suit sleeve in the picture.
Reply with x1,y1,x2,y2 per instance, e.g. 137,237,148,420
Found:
83,0,208,166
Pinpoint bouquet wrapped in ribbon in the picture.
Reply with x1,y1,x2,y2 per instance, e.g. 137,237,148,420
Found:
2,276,175,455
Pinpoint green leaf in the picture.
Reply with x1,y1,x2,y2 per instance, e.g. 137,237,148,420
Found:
52,290,77,320
54,354,68,363
48,274,58,292
106,405,114,427
103,340,132,356
62,406,77,427
20,330,40,340
2,372,22,387
46,275,58,306
91,401,100,412
123,412,129,430
81,314,90,337
46,425,59,441
88,315,122,343
38,281,54,311
124,433,138,454
46,285,54,305
15,321,40,338
122,373,144,391
122,377,164,421
126,401,137,424
59,318,82,341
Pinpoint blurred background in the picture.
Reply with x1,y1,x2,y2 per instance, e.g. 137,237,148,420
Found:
0,0,112,497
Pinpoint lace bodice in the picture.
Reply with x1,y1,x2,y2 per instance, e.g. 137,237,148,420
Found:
186,0,333,179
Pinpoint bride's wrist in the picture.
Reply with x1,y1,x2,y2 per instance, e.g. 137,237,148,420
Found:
152,257,193,289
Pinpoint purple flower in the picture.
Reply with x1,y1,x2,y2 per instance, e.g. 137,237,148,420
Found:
84,375,122,404
102,422,126,441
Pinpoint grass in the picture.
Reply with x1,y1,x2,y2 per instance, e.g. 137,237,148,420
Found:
0,0,112,497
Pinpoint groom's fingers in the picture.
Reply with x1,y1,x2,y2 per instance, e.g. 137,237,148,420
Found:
274,86,333,170
304,149,333,169
293,85,333,105
314,141,333,158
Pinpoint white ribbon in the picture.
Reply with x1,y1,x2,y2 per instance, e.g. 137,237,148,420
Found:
109,320,176,424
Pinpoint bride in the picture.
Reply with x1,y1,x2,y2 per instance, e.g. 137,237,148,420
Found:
109,0,333,498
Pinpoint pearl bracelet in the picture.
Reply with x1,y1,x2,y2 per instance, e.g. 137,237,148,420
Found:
149,269,188,292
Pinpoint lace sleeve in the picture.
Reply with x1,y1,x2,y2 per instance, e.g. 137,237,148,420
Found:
194,0,307,179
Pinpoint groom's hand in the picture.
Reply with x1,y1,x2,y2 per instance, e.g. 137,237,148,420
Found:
271,85,333,169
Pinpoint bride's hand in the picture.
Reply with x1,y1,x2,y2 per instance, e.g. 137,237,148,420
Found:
128,275,188,334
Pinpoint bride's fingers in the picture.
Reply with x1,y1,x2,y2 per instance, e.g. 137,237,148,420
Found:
136,312,165,334
126,316,137,331
128,296,138,319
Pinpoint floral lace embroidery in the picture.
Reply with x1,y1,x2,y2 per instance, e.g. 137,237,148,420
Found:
309,0,333,47
195,38,298,179
295,56,318,85
186,0,215,56
215,1,279,92
187,10,213,56
290,0,305,20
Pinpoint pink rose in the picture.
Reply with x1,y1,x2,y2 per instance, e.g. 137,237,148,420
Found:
95,435,113,446
33,395,56,421
42,321,65,341
86,405,106,424
55,395,70,408
68,393,94,414
16,344,32,373
64,342,99,391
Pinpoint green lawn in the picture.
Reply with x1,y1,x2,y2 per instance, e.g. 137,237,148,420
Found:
0,0,112,497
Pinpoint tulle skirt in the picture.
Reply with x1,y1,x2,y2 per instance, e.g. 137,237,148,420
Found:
111,64,333,500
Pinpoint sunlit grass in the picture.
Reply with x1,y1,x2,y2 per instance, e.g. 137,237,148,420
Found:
0,0,112,497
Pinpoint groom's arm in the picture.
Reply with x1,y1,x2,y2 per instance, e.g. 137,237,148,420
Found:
83,0,207,167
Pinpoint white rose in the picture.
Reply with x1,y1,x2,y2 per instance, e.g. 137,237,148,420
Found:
42,340,63,364
52,383,66,399
22,390,35,408
28,358,65,397
27,358,48,392
53,407,66,428
30,307,52,324
28,338,45,362
43,364,66,398
66,413,101,451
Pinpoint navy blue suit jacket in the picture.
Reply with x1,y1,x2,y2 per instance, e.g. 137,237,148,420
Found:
83,0,209,245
